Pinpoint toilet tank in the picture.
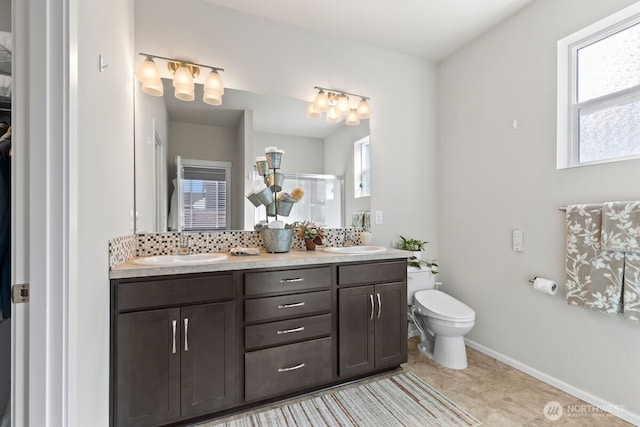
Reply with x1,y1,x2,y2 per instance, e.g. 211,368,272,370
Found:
407,266,435,305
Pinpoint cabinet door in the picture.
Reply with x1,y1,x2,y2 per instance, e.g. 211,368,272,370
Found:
180,301,237,417
374,282,407,369
116,308,181,427
338,285,375,377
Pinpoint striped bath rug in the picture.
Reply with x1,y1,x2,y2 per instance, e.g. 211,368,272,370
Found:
209,372,481,427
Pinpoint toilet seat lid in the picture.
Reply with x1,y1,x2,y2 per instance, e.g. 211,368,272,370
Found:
415,290,475,322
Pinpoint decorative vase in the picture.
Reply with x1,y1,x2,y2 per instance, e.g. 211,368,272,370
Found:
304,238,316,251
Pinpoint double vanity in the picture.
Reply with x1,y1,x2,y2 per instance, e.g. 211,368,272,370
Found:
110,249,409,427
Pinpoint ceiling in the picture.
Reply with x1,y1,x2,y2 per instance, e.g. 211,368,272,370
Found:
203,0,535,61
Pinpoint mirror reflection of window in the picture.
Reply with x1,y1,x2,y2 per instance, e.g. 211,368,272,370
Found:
171,157,231,231
354,136,370,198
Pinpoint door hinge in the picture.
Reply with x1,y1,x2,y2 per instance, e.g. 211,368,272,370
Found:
12,284,29,304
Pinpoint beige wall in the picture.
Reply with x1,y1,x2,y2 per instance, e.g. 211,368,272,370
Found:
76,0,134,423
438,0,640,418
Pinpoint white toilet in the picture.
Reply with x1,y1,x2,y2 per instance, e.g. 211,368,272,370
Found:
407,266,475,370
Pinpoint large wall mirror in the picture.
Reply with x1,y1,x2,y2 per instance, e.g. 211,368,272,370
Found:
134,78,370,233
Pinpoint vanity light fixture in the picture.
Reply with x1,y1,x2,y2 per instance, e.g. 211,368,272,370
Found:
136,53,225,106
306,86,371,125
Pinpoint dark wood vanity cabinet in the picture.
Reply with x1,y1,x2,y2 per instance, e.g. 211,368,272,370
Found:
337,260,407,378
242,266,334,402
111,258,407,426
112,273,238,427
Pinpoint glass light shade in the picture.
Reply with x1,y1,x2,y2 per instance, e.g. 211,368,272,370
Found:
136,58,163,96
136,58,160,84
141,80,164,97
313,90,329,112
203,89,222,106
336,94,350,115
345,109,360,126
174,83,195,101
173,66,194,87
305,102,321,119
204,70,224,95
357,98,371,119
326,105,341,123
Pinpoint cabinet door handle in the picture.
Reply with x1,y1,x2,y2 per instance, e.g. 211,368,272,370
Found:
276,326,305,335
377,293,382,319
279,277,305,284
183,318,189,352
278,301,305,309
171,320,177,354
369,294,374,320
277,363,305,373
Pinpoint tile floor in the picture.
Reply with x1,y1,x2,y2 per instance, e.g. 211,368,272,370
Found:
203,337,632,426
405,337,632,426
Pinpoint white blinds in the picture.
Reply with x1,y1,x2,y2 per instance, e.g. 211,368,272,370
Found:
181,165,228,230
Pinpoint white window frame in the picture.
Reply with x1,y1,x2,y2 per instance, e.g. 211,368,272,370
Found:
176,157,231,231
557,2,640,169
354,136,370,198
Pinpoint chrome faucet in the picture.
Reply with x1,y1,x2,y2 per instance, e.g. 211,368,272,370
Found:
177,234,191,255
342,229,353,247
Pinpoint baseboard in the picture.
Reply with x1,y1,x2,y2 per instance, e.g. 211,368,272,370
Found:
465,339,640,426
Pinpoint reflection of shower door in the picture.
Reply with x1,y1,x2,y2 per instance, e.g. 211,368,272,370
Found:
153,131,166,232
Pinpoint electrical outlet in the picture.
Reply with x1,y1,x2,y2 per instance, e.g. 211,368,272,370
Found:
375,210,383,225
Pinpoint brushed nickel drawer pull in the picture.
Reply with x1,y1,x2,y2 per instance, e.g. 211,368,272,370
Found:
278,301,305,309
171,320,177,354
277,363,305,373
279,277,305,284
377,293,382,319
277,326,305,335
369,294,374,320
184,318,189,352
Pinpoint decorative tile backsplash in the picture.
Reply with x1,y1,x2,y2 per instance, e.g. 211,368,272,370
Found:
109,228,366,269
108,234,137,269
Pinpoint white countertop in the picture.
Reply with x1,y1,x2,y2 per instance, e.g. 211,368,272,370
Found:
110,248,411,279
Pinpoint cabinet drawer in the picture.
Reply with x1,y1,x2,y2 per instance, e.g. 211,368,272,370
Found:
245,337,332,401
338,260,406,287
244,267,331,296
244,290,331,323
116,274,234,312
245,314,332,350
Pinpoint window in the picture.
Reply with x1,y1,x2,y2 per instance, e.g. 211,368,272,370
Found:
557,3,640,168
354,136,370,198
177,158,231,231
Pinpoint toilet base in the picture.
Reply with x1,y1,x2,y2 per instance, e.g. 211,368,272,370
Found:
432,335,468,370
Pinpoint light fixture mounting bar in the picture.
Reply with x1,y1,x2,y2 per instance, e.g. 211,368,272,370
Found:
314,86,369,100
138,52,224,72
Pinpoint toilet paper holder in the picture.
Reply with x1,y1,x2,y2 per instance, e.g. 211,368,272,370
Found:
528,276,558,295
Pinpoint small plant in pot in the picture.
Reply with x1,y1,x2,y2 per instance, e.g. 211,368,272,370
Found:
294,221,326,251
399,235,439,274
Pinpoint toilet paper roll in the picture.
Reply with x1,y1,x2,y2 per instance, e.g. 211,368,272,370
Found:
533,277,557,296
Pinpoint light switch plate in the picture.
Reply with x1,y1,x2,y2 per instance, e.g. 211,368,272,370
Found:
375,210,383,225
512,229,524,252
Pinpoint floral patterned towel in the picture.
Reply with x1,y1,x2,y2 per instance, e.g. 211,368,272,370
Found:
602,201,640,253
601,201,640,323
565,204,624,316
624,253,640,323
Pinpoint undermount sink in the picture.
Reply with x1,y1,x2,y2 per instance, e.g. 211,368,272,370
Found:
132,253,228,266
323,246,387,255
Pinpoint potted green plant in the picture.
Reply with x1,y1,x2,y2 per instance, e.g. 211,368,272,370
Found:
294,221,326,251
399,235,439,274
